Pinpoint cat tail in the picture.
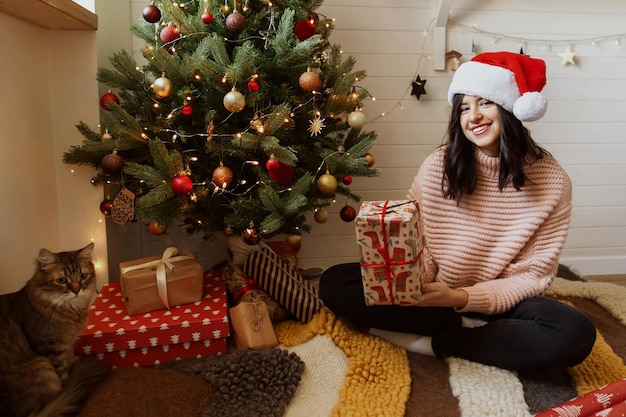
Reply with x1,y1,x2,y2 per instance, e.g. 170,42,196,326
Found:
31,359,110,417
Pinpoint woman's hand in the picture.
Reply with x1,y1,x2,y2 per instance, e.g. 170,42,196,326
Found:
419,282,468,309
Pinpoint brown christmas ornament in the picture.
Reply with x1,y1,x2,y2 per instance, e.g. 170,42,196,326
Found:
212,162,234,188
99,199,113,216
111,187,135,225
317,172,337,195
242,221,261,245
226,11,246,34
340,203,357,222
299,71,322,92
285,233,303,250
148,220,167,235
223,88,245,112
142,5,161,23
313,207,329,223
101,151,124,176
364,152,375,167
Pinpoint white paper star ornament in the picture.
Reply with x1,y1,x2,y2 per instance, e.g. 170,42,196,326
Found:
558,46,576,66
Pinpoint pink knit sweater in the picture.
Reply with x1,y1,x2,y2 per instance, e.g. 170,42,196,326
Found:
407,146,572,315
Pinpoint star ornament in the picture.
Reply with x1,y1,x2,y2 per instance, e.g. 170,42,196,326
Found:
308,115,326,136
558,46,576,66
411,75,427,100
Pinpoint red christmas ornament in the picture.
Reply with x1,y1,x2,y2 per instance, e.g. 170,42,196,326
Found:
247,79,259,92
171,175,193,196
265,156,280,171
160,25,180,45
101,153,125,176
342,175,353,185
182,104,194,116
100,91,119,111
340,203,357,222
142,5,161,23
201,11,214,24
294,19,316,41
268,162,294,185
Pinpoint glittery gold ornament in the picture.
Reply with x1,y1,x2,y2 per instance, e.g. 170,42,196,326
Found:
223,88,245,112
153,74,172,98
317,171,337,195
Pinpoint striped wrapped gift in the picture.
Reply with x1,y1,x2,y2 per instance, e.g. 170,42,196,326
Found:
243,248,324,323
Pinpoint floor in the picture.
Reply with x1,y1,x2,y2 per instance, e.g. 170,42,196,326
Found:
585,274,626,287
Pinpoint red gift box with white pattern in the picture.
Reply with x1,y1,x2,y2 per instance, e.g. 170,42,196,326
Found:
75,272,230,367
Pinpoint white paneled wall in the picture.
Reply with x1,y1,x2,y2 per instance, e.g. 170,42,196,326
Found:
106,0,625,276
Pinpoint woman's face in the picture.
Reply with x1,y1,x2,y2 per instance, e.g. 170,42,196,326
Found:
459,95,502,157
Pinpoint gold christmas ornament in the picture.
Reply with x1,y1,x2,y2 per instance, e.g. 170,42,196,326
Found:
317,171,337,195
347,110,366,129
364,152,375,167
313,207,329,223
153,74,173,98
223,88,246,112
284,233,303,249
299,71,322,91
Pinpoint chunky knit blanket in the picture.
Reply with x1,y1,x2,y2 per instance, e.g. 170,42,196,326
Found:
274,277,626,417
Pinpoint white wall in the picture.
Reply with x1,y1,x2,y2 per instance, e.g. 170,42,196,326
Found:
0,11,104,294
110,0,625,276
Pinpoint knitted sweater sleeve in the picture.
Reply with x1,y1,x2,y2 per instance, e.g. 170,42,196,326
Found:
458,173,573,314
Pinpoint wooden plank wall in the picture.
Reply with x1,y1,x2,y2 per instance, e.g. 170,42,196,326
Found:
106,0,626,277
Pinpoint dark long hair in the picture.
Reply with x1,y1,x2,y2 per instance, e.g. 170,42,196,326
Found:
442,94,550,201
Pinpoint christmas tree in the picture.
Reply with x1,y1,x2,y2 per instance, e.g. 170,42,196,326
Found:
63,0,377,243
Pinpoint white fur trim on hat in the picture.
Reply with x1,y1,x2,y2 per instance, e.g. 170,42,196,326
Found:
513,91,547,122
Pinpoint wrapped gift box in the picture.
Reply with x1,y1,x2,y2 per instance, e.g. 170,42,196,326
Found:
75,272,229,367
356,200,425,306
120,247,204,315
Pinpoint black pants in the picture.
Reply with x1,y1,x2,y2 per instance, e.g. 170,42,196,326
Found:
319,263,597,370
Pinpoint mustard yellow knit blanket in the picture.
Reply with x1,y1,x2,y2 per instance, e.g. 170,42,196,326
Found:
275,307,411,417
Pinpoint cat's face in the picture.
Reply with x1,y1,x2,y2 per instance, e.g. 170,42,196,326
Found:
30,243,97,308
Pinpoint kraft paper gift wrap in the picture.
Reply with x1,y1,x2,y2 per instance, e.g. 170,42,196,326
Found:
356,200,425,306
119,247,204,315
229,297,279,350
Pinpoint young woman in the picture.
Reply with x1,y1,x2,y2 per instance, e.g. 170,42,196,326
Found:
319,51,596,370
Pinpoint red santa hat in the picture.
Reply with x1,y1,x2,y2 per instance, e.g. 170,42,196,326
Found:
447,51,548,122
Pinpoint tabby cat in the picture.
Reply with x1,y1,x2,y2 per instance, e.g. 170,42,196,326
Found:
0,243,109,417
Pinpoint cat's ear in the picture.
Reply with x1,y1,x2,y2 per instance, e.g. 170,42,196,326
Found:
77,243,94,261
38,248,58,269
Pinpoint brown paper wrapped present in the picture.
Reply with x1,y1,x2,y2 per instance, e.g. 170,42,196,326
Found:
120,247,204,315
229,297,278,350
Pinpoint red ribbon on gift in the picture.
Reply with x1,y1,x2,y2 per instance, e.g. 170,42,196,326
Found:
234,278,261,303
360,200,420,305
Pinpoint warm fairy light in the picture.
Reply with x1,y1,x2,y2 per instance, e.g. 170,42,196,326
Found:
70,169,75,173
153,103,159,108
195,74,201,80
246,160,260,166
222,76,227,83
186,95,192,101
236,133,242,139
141,133,148,139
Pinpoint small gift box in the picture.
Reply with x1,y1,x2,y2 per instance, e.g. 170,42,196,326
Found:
75,272,229,367
120,247,204,315
356,200,425,306
229,296,278,350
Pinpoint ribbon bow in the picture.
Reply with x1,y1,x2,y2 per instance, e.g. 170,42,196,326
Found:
120,247,195,309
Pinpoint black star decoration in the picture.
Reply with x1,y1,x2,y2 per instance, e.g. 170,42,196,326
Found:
411,75,427,100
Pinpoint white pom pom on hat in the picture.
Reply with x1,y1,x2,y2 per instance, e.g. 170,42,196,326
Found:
447,51,548,122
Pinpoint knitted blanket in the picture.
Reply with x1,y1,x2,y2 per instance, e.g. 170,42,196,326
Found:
78,276,626,417
274,277,626,417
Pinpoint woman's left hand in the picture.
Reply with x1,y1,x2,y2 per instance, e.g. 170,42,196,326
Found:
419,282,468,309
